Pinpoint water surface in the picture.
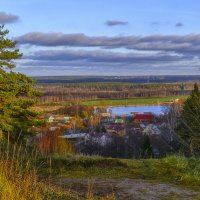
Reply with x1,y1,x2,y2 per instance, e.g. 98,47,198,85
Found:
107,105,168,116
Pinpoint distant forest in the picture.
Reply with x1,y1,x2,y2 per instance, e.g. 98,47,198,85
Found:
33,75,200,84
34,76,199,103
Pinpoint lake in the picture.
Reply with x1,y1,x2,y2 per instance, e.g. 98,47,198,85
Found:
107,105,169,116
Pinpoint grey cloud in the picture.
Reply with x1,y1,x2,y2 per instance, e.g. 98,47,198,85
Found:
105,20,128,26
20,58,200,76
0,12,19,24
16,32,200,56
19,48,200,76
17,32,200,75
16,32,139,48
175,22,184,27
25,49,183,64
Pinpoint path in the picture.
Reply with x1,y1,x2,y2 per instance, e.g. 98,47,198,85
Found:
50,178,200,200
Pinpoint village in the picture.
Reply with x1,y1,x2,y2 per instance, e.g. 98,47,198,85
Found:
36,105,179,158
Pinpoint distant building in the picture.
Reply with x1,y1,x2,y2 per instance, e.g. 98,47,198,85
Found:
114,118,124,124
133,113,153,123
59,133,87,143
46,116,55,123
101,112,111,117
142,124,161,135
63,116,72,123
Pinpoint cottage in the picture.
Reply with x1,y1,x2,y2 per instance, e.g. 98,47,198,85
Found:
134,113,153,123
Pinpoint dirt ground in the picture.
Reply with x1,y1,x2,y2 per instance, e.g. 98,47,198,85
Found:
50,177,200,200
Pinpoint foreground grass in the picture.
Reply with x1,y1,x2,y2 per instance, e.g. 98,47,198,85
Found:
82,95,187,106
0,145,117,200
37,155,200,191
0,145,80,200
2,144,200,199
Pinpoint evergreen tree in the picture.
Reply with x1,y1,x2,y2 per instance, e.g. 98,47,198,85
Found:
0,25,42,142
141,135,153,158
177,83,200,153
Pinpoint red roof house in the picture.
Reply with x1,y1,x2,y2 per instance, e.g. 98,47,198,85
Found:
134,113,153,123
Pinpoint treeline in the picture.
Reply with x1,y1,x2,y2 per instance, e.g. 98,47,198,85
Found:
36,82,194,103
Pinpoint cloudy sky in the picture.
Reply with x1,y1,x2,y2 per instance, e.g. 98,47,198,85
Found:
1,0,200,76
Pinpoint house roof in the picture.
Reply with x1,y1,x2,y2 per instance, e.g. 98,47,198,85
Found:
59,133,87,139
134,113,153,120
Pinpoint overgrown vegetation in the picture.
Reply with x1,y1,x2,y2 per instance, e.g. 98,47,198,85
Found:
37,154,200,191
0,144,80,200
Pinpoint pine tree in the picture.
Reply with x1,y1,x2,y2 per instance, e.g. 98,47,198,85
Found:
0,25,42,142
177,83,200,153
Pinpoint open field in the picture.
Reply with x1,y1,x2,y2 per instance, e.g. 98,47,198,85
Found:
33,95,187,113
81,95,188,107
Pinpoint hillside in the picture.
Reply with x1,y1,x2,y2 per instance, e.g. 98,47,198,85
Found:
37,155,200,199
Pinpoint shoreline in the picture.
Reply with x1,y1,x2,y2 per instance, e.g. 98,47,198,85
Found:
91,102,173,108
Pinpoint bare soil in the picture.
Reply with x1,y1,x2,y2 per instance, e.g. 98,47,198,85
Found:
50,177,200,200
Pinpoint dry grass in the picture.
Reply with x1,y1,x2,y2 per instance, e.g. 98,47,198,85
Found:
0,144,116,199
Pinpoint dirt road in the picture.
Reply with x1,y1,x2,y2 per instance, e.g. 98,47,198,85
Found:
50,178,200,200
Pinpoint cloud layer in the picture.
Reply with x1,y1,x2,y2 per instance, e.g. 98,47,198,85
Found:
16,32,200,75
0,12,19,24
16,32,200,55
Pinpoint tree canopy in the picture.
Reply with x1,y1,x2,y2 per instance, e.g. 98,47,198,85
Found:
0,25,42,142
177,83,200,154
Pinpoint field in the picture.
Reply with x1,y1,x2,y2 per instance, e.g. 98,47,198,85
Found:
82,95,187,107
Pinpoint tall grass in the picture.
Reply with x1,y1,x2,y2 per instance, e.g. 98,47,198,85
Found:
0,143,79,200
0,143,116,199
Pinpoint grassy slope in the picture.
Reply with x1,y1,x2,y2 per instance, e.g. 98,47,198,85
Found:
37,155,200,192
0,147,79,200
82,96,187,106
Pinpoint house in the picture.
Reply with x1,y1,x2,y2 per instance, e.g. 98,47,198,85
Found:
142,124,161,135
114,117,124,124
101,116,114,124
63,116,72,123
105,123,124,135
59,133,87,142
49,126,59,131
101,112,111,117
46,116,55,123
134,113,153,123
61,123,72,129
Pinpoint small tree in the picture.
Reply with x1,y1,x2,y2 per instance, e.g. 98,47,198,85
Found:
141,135,153,158
0,25,42,142
177,83,200,154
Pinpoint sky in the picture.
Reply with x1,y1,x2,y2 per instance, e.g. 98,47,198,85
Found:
1,0,200,76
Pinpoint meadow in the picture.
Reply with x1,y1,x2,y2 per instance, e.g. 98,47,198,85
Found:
82,95,187,107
